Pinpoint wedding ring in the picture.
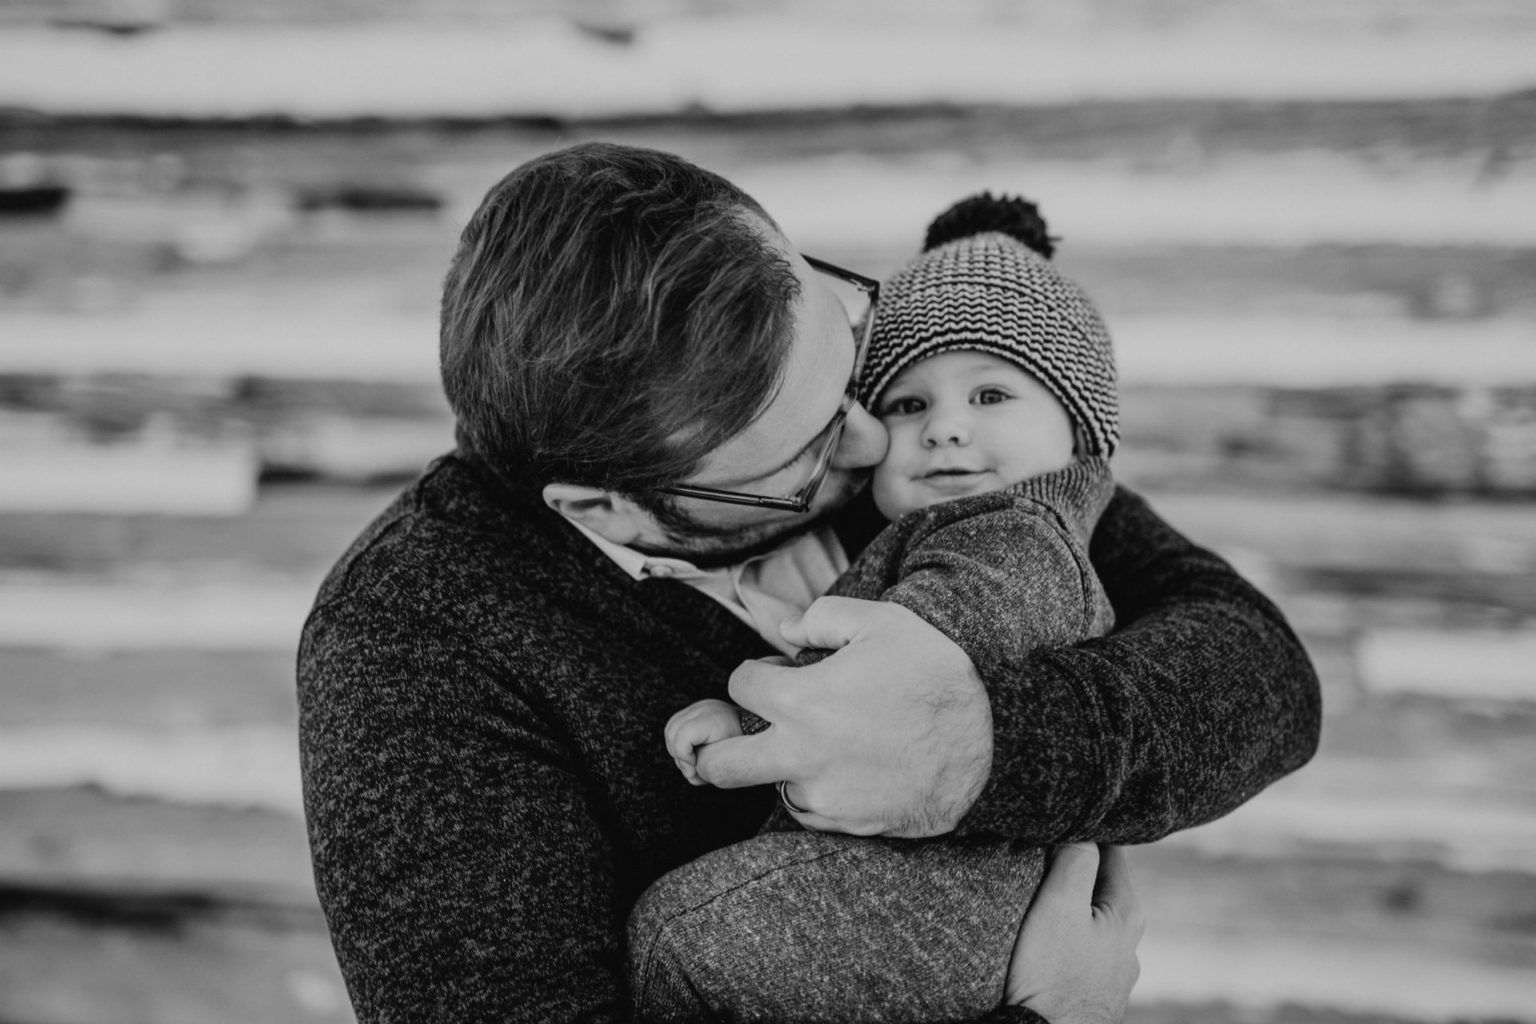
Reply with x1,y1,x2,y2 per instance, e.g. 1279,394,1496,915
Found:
777,780,810,815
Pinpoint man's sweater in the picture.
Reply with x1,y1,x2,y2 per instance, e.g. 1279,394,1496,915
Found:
297,451,1321,1023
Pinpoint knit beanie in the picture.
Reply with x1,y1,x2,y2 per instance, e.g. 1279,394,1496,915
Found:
860,193,1119,458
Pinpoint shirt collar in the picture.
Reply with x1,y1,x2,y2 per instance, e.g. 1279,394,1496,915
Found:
564,519,710,581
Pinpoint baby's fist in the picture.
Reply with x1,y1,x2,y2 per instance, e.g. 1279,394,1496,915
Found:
665,699,745,785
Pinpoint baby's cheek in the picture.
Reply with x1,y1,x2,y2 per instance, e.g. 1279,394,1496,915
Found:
870,460,910,521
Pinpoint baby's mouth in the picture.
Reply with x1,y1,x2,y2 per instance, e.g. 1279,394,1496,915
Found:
918,467,991,490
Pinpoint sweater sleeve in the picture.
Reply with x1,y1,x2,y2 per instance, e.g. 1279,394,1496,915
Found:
956,486,1323,843
875,503,1112,683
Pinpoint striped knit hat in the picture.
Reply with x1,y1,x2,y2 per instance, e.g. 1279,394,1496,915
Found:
861,193,1119,457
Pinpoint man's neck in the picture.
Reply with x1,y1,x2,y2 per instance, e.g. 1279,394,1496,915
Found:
629,514,831,570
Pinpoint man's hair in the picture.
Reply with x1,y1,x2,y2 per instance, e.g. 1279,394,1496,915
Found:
440,142,801,498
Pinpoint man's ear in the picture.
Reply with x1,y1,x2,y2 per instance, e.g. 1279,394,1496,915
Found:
541,483,652,546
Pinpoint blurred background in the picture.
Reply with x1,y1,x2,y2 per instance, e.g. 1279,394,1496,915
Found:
1,1,1534,1021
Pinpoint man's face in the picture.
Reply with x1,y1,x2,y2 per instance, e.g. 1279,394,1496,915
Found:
633,225,889,564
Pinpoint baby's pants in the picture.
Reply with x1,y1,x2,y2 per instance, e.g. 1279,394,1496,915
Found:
627,829,1045,1023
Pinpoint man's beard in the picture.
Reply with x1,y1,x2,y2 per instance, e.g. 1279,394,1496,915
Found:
632,470,866,569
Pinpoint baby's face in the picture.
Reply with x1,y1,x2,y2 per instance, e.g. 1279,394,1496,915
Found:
871,350,1076,520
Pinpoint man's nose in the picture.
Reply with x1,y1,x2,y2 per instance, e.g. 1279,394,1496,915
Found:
831,401,888,470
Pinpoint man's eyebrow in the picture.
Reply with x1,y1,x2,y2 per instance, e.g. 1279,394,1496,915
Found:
711,415,832,489
764,417,835,478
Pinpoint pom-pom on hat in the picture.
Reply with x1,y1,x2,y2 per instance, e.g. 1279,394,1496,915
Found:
861,192,1119,458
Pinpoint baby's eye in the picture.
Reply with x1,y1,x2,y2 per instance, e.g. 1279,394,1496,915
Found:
881,395,926,417
974,388,1010,405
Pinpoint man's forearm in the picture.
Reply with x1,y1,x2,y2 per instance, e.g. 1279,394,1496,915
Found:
957,487,1322,842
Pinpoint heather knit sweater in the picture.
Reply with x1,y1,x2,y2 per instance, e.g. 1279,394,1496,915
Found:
819,456,1117,677
297,451,1321,1024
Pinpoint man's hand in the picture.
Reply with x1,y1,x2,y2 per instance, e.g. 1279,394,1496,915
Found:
665,699,744,785
691,596,992,837
1006,844,1144,1024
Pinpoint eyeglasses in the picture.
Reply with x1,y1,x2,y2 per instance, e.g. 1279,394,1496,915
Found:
656,255,879,514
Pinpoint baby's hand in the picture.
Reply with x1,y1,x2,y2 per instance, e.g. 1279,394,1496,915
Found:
665,699,744,785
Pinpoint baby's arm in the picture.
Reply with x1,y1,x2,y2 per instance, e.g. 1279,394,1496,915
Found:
665,699,744,785
823,461,1117,681
838,496,1110,684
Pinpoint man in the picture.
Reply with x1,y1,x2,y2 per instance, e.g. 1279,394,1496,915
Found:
298,142,1321,1023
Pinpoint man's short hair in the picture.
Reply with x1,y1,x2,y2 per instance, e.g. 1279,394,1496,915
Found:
440,142,800,498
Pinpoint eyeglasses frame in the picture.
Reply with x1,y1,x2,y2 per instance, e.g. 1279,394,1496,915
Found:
655,255,880,514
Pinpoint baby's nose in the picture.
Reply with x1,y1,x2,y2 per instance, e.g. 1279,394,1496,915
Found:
922,409,971,447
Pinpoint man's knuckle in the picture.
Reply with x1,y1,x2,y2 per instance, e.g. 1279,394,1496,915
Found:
794,746,829,777
726,669,767,707
775,683,809,715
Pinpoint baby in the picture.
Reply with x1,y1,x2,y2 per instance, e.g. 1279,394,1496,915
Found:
669,192,1117,783
635,193,1122,1023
